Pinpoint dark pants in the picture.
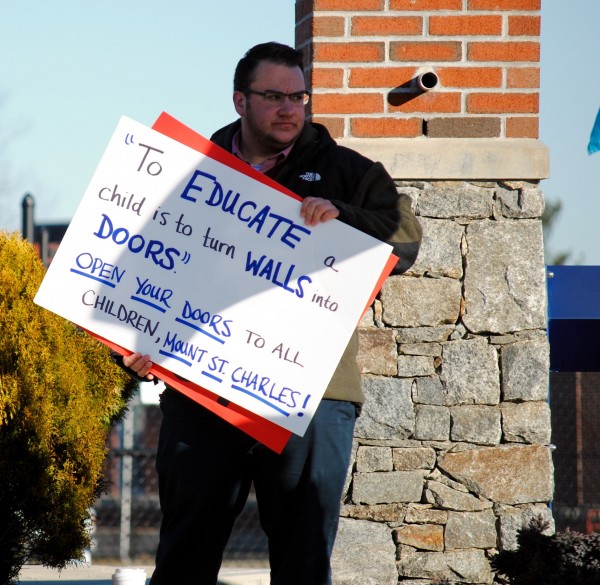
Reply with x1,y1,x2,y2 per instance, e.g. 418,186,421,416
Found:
149,389,356,585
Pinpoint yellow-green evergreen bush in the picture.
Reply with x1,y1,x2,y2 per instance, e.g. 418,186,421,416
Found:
0,231,137,584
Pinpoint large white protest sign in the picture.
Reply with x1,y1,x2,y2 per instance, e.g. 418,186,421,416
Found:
35,115,394,438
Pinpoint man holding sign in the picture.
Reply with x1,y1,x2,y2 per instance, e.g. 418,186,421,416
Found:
123,42,421,585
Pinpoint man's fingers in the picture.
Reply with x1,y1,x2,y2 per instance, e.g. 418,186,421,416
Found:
301,197,340,226
123,352,154,379
122,352,141,368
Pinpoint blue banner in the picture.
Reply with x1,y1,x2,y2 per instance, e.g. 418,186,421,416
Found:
588,107,600,155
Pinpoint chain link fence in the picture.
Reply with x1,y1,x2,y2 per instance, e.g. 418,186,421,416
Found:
550,371,600,534
92,372,600,562
91,392,268,565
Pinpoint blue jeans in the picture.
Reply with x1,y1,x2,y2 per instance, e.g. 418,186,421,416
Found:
149,389,356,585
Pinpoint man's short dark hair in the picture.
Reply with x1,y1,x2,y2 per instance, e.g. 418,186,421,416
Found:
234,42,304,91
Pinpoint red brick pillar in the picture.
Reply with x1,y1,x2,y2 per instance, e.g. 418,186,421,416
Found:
296,0,541,140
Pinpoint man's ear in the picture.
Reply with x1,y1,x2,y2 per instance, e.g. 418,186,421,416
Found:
233,91,246,117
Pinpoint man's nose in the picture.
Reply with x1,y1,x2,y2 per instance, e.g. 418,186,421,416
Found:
278,97,297,112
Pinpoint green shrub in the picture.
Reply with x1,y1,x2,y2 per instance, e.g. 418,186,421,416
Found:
492,515,600,585
0,231,137,584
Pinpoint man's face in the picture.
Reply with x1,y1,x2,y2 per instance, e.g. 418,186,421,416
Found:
234,61,306,155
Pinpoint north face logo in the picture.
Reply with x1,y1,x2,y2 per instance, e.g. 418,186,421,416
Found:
299,172,321,182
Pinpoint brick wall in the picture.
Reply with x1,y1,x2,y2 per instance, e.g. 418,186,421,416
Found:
296,0,541,139
295,2,552,584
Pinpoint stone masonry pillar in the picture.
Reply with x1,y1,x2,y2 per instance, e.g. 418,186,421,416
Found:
295,1,552,584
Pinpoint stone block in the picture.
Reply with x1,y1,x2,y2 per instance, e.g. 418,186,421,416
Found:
394,523,444,551
500,181,538,190
396,326,455,344
417,184,494,219
429,469,469,492
501,338,549,401
405,504,448,525
450,405,502,445
356,446,393,472
501,401,551,444
392,447,437,471
440,338,500,405
409,218,464,278
414,405,450,441
496,186,545,219
438,445,554,504
381,276,462,327
358,306,375,328
496,503,554,551
356,377,414,440
398,355,436,377
400,342,442,357
463,219,546,333
445,509,497,549
357,328,397,376
413,376,448,405
341,503,406,523
353,471,425,504
424,480,492,512
331,518,397,585
397,549,493,583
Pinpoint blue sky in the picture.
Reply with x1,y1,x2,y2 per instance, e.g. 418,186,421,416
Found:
1,1,598,264
539,1,600,264
0,1,296,230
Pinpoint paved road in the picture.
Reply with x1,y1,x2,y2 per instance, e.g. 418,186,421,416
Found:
18,564,270,585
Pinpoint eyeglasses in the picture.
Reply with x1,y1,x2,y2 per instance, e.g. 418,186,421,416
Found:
244,89,311,106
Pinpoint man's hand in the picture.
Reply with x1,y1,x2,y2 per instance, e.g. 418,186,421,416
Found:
300,197,340,226
123,352,155,381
